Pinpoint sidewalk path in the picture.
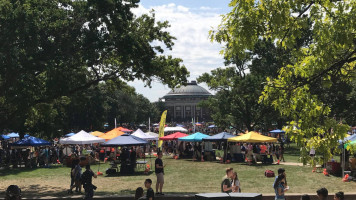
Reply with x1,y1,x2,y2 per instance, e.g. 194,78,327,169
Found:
277,162,304,166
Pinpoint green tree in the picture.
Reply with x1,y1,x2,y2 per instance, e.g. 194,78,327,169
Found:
0,0,189,137
198,39,286,132
211,0,355,161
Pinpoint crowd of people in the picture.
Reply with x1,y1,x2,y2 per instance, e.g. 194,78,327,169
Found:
220,167,345,200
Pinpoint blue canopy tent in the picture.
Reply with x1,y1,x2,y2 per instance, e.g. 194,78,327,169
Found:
7,133,30,138
101,133,148,146
65,132,76,137
208,125,217,128
203,132,234,142
269,129,285,133
11,136,51,147
1,135,10,140
178,132,209,142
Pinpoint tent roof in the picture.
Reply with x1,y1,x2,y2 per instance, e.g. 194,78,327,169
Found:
269,129,285,133
179,132,209,142
228,131,277,143
118,127,133,132
160,132,189,141
132,129,157,140
164,127,188,132
146,132,159,137
60,130,105,144
203,132,234,141
90,131,104,137
1,135,10,140
12,136,51,147
99,128,125,141
101,133,148,146
65,132,75,137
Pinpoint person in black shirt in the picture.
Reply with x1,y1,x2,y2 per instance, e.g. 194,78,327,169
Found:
144,179,154,200
155,151,165,195
81,165,97,200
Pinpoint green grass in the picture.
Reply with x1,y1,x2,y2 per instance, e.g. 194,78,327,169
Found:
0,146,355,198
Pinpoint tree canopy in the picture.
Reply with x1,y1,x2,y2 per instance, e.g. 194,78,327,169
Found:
0,0,189,136
211,0,356,161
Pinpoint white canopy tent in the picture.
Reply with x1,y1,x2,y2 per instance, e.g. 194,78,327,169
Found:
60,130,105,144
164,127,188,132
146,132,159,138
132,129,158,140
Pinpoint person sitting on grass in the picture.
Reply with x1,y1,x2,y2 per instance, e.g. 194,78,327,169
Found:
221,168,234,193
316,188,328,200
334,191,344,200
144,179,154,200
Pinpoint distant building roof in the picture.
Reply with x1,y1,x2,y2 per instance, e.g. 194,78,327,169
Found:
163,81,212,98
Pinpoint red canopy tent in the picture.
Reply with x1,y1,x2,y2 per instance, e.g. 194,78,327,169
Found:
118,127,133,132
159,132,188,141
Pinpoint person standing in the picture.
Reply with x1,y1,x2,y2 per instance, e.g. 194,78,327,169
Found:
155,151,165,195
231,172,240,193
274,174,287,200
81,165,97,200
274,168,287,188
316,188,328,200
221,168,234,193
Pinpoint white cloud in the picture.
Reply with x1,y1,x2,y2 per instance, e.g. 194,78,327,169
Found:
129,3,225,102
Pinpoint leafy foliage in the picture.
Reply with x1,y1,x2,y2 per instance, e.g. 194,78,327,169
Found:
0,0,189,136
211,0,356,161
198,39,286,132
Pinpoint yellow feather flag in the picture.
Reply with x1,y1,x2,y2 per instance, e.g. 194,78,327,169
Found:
158,110,167,149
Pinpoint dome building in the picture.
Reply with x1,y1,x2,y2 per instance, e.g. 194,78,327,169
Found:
162,81,213,122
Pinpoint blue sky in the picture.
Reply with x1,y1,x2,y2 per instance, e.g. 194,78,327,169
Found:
128,0,231,102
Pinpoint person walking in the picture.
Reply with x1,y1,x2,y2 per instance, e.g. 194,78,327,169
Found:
155,151,165,195
221,168,234,193
316,188,328,200
274,174,287,200
81,165,97,200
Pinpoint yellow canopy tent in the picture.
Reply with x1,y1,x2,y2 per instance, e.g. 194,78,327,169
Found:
99,128,125,141
90,131,104,137
228,131,277,143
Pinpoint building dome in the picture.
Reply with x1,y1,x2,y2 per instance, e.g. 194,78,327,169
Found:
164,81,211,97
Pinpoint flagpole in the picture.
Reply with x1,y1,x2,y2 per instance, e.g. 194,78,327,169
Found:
149,117,151,132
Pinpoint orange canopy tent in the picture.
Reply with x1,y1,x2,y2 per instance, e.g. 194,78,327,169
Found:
90,131,104,137
99,128,124,141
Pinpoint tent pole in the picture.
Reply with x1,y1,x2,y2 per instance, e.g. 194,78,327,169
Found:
224,141,229,162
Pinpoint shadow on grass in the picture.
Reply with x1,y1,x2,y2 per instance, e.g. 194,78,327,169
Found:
0,164,65,176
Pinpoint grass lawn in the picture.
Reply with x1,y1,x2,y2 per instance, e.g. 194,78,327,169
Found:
0,146,354,198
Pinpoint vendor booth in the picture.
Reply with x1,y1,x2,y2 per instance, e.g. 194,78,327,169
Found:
228,131,277,164
101,134,149,175
60,130,105,167
203,132,235,162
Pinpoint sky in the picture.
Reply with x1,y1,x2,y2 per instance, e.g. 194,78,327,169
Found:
128,0,231,102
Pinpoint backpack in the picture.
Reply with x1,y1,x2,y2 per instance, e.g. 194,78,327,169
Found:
265,170,275,177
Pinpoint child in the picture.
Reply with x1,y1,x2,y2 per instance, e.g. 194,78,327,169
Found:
144,179,154,200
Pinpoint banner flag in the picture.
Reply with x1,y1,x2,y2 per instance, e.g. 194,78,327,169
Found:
158,110,167,149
